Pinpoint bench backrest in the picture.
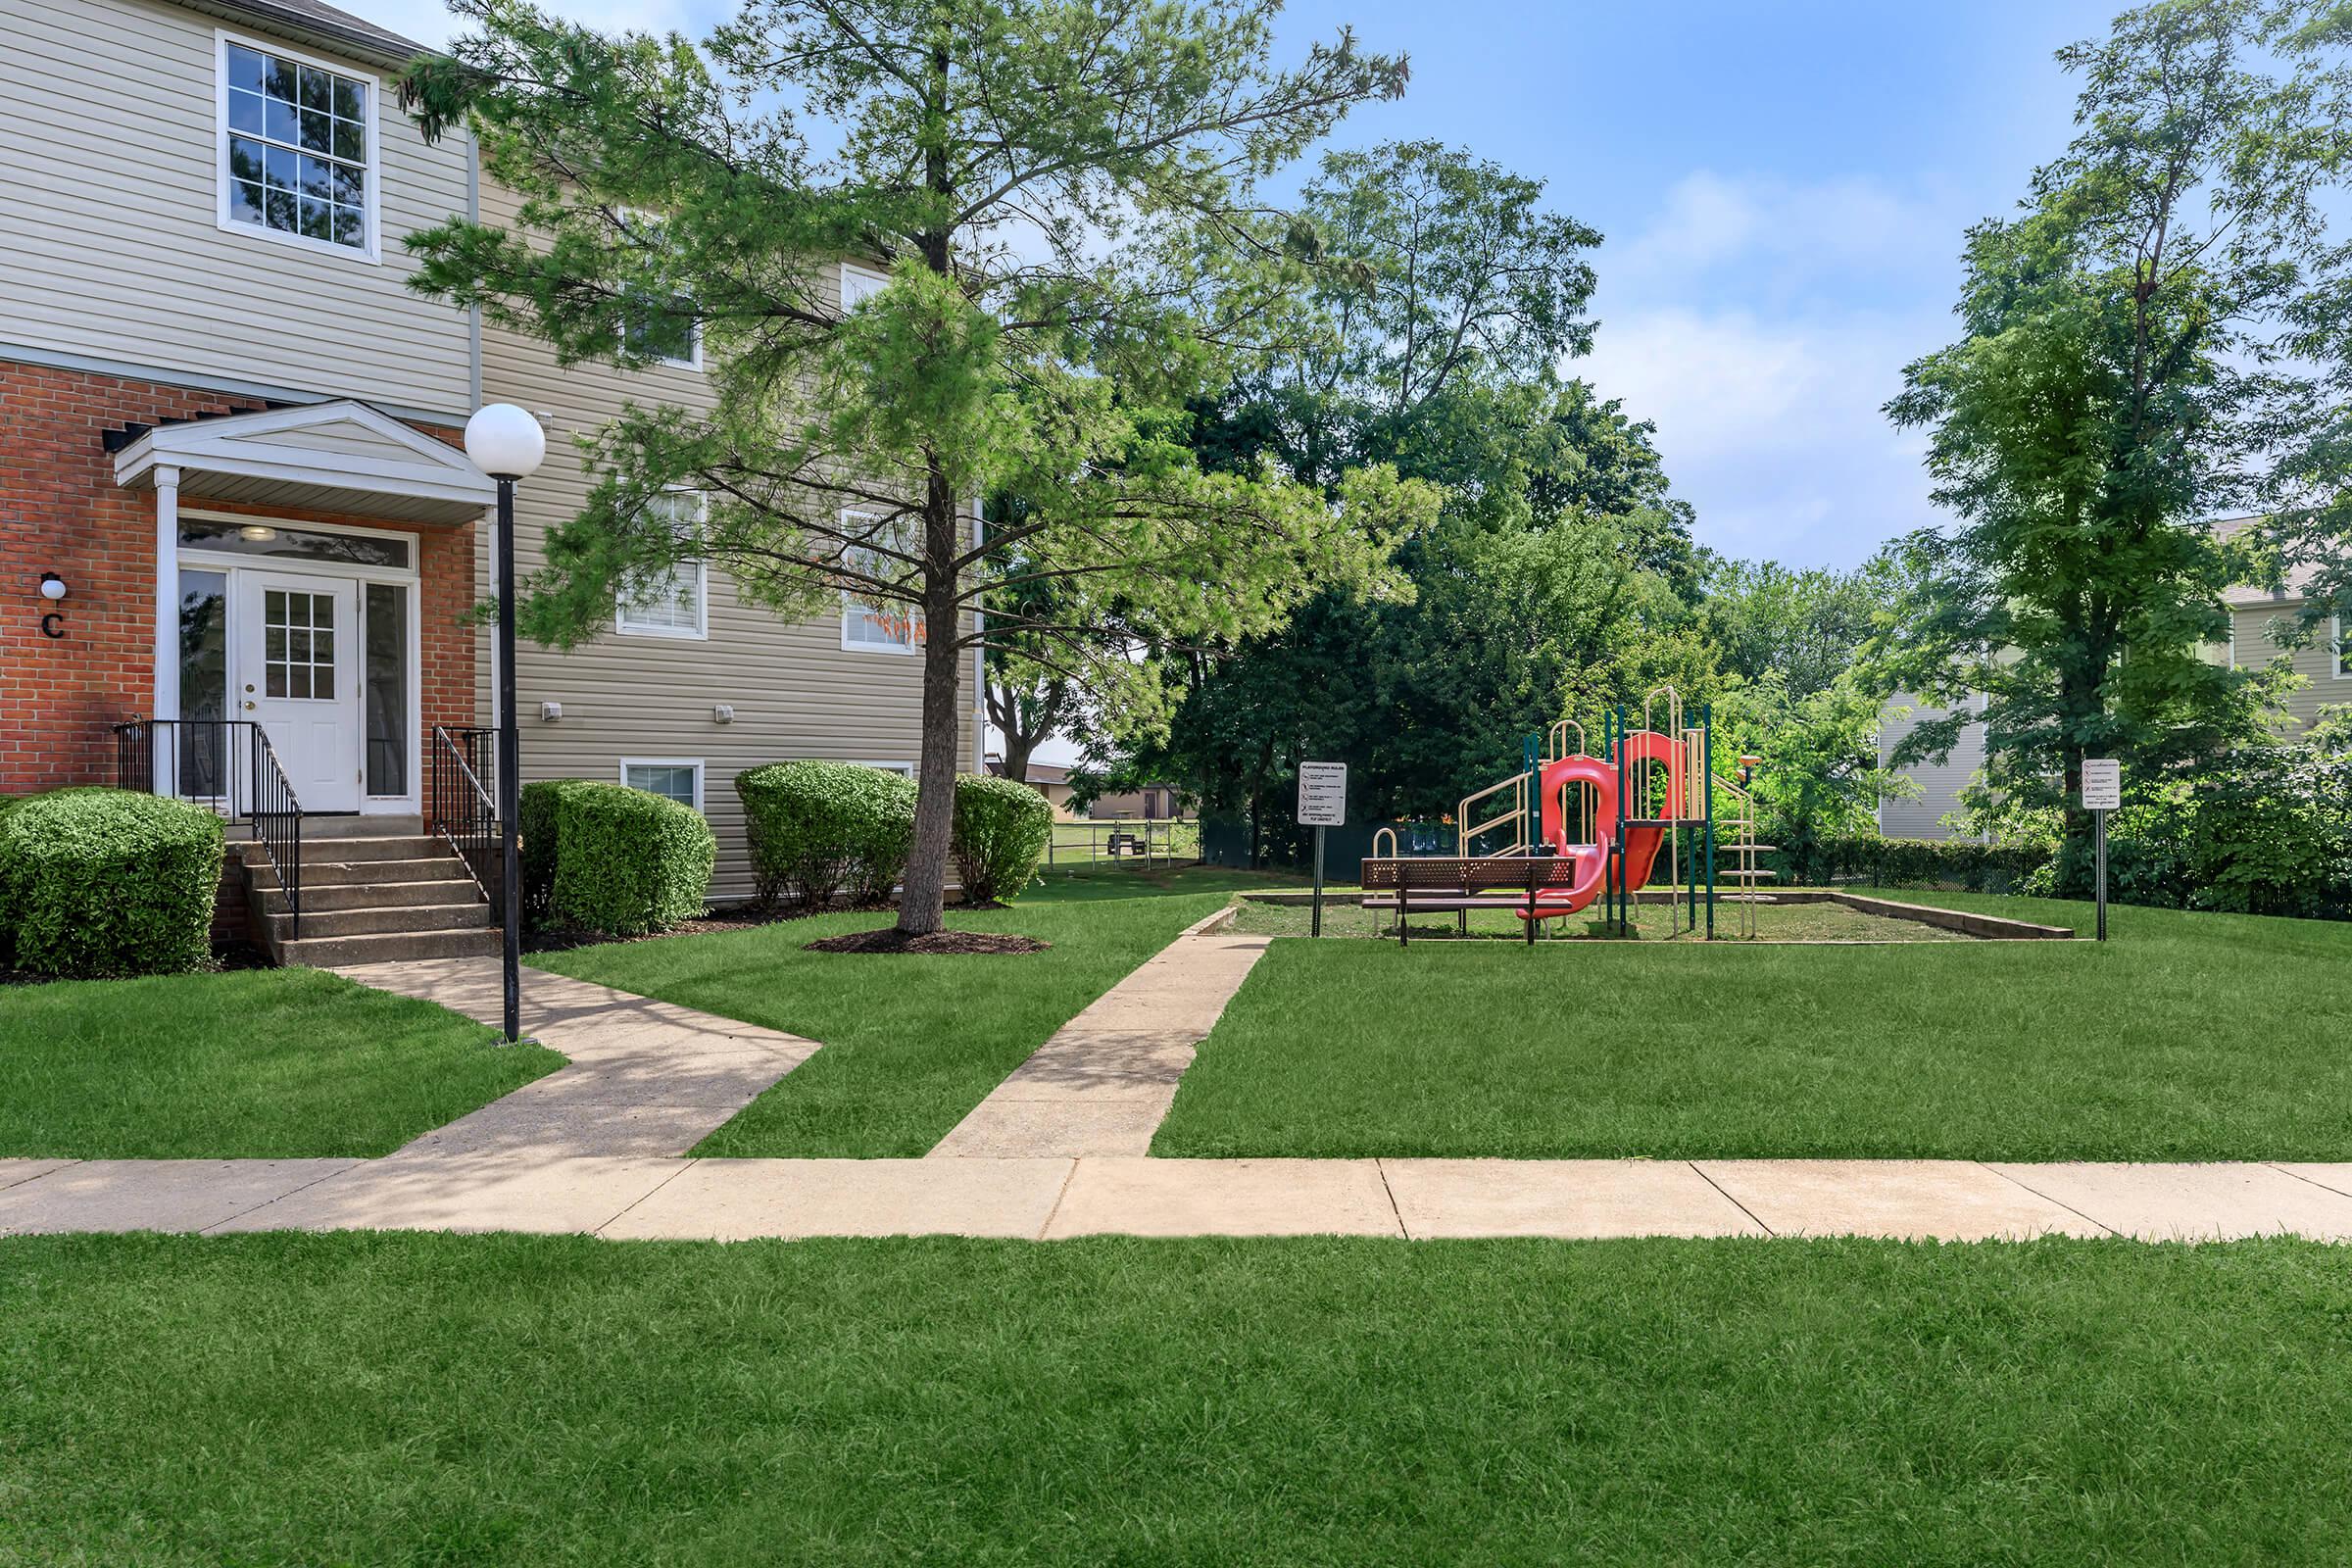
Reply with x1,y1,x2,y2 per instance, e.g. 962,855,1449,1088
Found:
1359,856,1585,893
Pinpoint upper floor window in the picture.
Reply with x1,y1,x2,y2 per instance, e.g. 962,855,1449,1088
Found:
840,263,889,311
615,491,709,639
621,291,700,368
218,34,376,260
839,508,923,654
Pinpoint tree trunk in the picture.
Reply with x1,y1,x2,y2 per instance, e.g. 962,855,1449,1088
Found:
996,720,1034,786
898,469,964,936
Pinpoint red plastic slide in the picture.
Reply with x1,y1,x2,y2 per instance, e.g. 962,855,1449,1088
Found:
1520,730,1684,920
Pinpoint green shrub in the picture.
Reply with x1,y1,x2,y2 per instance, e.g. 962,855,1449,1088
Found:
518,779,565,927
953,772,1053,905
1,788,223,978
1765,835,2049,894
735,761,916,909
522,779,713,937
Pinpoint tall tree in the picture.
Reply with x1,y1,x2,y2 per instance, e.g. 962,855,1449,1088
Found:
400,0,1432,934
1112,140,1690,845
1882,0,2352,889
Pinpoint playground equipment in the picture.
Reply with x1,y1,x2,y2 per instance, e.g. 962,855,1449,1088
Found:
1359,685,1770,940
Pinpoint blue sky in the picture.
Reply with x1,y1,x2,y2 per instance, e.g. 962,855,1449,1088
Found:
368,0,2124,569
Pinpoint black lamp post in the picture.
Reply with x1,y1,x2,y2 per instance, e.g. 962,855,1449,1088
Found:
463,404,547,1043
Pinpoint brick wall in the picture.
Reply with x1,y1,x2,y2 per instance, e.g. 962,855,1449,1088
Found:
0,359,476,797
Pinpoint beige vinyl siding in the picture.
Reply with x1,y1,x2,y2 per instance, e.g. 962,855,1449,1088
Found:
2228,601,2346,730
0,0,471,417
1878,697,1984,841
477,187,966,901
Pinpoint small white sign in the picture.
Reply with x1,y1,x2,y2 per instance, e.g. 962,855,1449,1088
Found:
2082,758,2122,811
1298,761,1348,827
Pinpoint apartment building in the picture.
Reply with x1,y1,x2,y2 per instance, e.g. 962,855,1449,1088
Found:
2,0,971,954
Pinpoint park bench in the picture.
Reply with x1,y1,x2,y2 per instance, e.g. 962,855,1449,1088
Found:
1358,856,1592,945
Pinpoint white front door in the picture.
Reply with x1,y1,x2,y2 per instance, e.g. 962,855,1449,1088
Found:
237,571,362,812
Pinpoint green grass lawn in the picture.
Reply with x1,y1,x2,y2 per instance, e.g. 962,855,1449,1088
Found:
530,864,1277,1157
6,1231,2351,1564
0,968,562,1158
1156,892,2352,1161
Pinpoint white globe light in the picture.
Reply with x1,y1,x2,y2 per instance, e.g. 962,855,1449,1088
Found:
465,403,546,479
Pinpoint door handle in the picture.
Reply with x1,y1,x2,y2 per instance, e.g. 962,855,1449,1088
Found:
242,700,256,710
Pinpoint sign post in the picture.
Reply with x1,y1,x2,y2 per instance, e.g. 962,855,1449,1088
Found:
1297,761,1348,938
2082,758,2121,943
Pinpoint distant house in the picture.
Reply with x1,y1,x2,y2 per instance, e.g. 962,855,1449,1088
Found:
1088,783,1188,821
985,758,1078,820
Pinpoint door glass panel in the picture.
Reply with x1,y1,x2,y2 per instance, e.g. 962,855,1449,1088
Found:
177,569,228,796
365,582,407,795
265,588,336,702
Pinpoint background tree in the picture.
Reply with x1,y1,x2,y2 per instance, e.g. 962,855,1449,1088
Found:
1880,0,2352,891
1102,141,1719,851
401,0,1433,934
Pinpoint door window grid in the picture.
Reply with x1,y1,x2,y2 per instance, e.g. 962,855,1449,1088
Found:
263,588,336,700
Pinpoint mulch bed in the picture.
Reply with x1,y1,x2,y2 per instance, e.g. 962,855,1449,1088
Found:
802,928,1050,956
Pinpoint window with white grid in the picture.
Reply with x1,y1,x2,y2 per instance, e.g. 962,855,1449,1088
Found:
219,35,374,258
839,508,923,653
615,492,708,639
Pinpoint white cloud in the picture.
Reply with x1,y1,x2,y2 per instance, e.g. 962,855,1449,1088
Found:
1579,302,1944,568
1578,171,1972,568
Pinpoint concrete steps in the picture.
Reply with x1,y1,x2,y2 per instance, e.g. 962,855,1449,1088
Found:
233,830,496,967
272,926,505,968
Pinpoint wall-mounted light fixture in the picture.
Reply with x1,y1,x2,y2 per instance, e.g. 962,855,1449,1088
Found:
37,572,67,640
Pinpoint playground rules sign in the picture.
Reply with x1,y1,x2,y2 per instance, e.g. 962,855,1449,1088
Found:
2082,759,2122,811
1298,762,1348,827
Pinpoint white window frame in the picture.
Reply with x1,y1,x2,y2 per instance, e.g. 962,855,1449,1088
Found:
618,209,702,369
2335,614,2349,679
624,299,703,370
840,262,889,311
614,491,710,640
620,758,705,810
839,507,922,655
214,29,382,265
854,760,916,777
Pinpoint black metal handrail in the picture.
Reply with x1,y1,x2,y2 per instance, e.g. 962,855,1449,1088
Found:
429,724,501,908
249,727,304,939
112,717,304,937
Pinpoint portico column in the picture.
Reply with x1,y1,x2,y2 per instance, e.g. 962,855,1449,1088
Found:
152,464,180,723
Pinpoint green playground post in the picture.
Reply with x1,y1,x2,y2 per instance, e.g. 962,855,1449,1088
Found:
1702,703,1716,939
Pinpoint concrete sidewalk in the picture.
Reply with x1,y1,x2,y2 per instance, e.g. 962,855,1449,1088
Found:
335,957,820,1157
927,909,1269,1157
6,1154,2351,1242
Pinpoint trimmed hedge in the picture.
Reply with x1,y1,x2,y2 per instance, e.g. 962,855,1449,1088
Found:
736,761,916,909
952,772,1053,906
520,779,714,937
1,788,223,978
1765,834,2049,893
